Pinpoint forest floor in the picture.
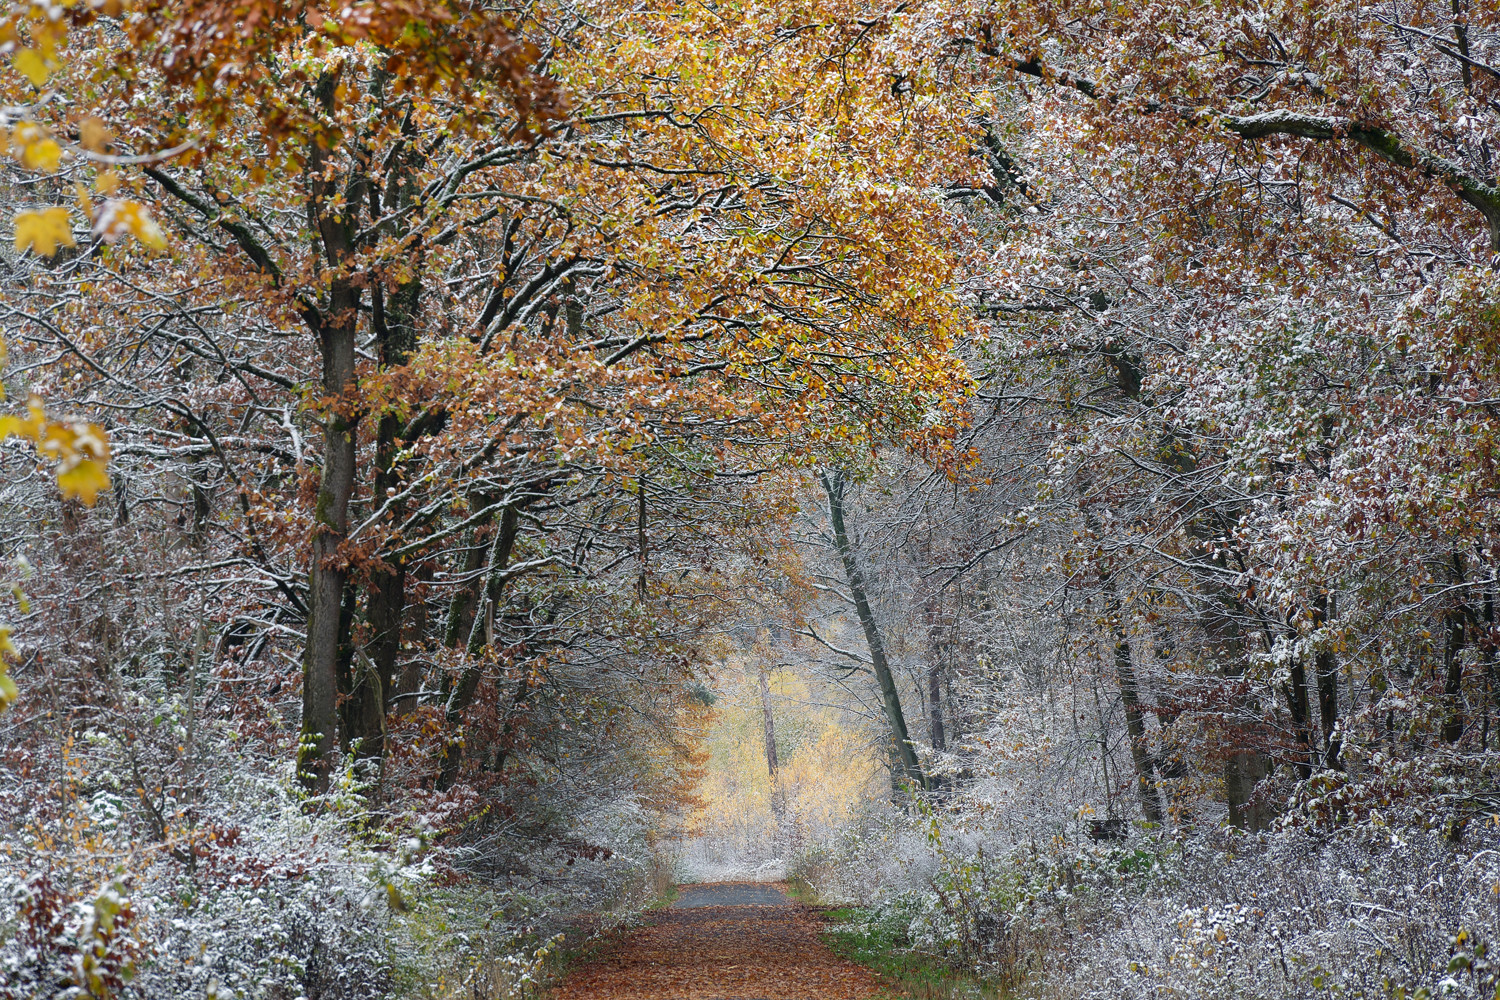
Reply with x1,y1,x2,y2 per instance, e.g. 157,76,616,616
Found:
551,882,894,999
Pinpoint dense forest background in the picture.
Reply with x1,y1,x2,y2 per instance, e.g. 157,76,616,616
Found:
1,1,1499,998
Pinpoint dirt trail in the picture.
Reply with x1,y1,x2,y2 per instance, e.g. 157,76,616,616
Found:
552,882,889,999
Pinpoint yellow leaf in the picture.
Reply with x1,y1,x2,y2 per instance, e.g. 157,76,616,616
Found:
79,116,112,154
0,668,17,712
14,123,62,172
95,169,121,195
12,49,48,88
93,199,166,251
385,882,411,913
0,401,43,441
0,397,110,505
23,138,62,172
14,207,75,257
55,457,110,506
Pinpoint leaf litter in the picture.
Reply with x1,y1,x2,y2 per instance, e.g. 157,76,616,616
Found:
553,882,890,999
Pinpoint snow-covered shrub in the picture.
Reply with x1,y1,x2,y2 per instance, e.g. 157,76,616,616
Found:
787,804,935,906
799,806,1500,1000
0,741,678,1000
1024,827,1500,1000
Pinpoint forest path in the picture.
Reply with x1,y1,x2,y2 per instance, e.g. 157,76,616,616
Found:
552,882,891,999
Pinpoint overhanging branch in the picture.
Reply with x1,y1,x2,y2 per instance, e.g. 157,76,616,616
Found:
999,59,1500,253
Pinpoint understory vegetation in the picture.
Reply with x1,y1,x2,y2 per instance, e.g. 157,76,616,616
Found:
791,817,1500,1000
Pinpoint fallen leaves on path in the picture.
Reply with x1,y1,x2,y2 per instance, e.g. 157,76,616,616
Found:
553,883,890,999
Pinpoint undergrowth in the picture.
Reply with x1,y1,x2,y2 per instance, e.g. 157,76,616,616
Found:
816,901,1005,999
648,884,681,910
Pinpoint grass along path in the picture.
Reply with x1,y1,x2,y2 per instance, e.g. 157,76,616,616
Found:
818,907,1004,1000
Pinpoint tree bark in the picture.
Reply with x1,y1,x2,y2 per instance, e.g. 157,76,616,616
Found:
298,81,362,794
1285,639,1315,781
927,661,946,754
1224,751,1270,830
1311,593,1342,770
1483,571,1496,750
758,665,784,821
821,470,926,792
1444,551,1468,743
637,473,648,597
346,272,423,774
1107,592,1164,823
437,503,521,790
441,517,492,651
298,308,357,795
1202,596,1270,830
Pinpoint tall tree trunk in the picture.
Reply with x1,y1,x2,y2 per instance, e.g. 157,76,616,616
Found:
1311,592,1341,770
1483,570,1496,750
821,471,926,792
925,600,948,758
758,665,784,821
636,474,648,597
347,272,423,774
298,85,361,793
299,304,357,794
1443,551,1468,744
927,661,946,754
1224,750,1270,829
1107,591,1164,823
392,562,434,716
1201,596,1269,830
1156,441,1271,828
437,503,520,790
441,516,492,651
1285,634,1314,780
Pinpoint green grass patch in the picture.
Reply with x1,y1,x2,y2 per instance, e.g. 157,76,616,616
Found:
782,878,819,904
819,906,1005,1000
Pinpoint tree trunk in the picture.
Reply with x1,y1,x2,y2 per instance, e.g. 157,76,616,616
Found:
1224,751,1270,829
441,517,491,651
927,661,946,754
1483,571,1496,750
1311,593,1341,770
821,471,926,792
1107,592,1164,823
298,305,357,794
758,665,784,821
637,473,648,597
298,72,364,796
438,503,520,790
1285,647,1314,780
1202,596,1270,830
1444,551,1468,744
389,563,431,715
346,275,422,774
